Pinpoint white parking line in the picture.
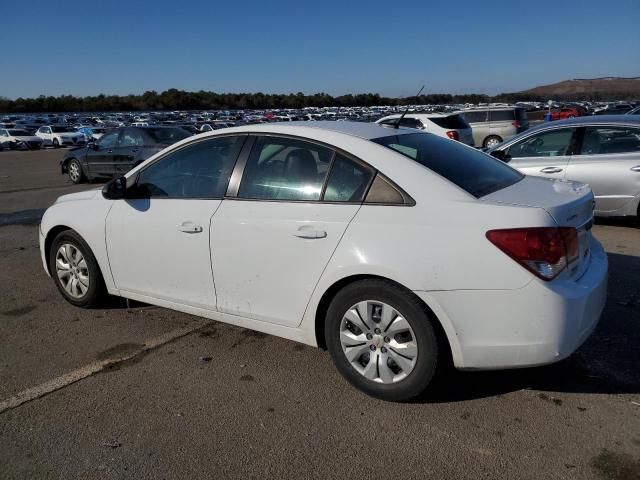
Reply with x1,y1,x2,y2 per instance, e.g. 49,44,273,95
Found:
0,320,212,415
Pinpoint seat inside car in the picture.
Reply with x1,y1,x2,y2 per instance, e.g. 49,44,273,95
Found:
281,148,318,198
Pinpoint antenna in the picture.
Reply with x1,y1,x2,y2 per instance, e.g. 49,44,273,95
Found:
395,85,424,129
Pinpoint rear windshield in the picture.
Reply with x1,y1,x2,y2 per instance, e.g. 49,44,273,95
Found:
372,133,523,198
515,108,528,122
429,114,470,130
144,127,191,144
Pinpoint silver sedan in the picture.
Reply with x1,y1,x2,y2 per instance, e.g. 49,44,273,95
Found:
487,115,640,218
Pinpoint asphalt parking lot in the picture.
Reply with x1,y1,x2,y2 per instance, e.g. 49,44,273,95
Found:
0,149,638,479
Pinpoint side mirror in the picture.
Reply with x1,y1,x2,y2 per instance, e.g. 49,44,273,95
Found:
490,149,506,160
90,142,99,150
102,176,127,200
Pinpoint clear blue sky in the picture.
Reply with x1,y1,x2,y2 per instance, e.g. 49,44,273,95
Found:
1,0,638,99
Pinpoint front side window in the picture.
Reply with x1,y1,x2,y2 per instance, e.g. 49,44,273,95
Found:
238,136,332,201
98,132,120,149
323,154,374,202
120,128,145,147
135,136,245,198
373,133,523,198
507,128,575,158
579,126,640,155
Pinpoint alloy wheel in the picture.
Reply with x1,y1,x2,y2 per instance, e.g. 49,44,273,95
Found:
55,243,90,298
339,300,418,384
69,162,80,182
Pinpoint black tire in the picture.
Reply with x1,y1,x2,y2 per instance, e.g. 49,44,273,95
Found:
67,158,85,184
325,279,439,402
53,138,60,148
483,135,502,148
49,229,105,308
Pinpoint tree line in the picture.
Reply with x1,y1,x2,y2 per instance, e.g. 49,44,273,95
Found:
0,88,636,113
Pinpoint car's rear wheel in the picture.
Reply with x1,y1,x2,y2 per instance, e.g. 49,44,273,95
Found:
53,138,60,148
49,230,105,308
67,159,84,184
483,135,502,148
325,279,439,401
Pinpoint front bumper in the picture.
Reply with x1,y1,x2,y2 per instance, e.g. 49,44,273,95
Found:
416,237,608,370
39,226,50,277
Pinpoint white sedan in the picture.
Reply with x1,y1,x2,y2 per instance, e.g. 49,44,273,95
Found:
0,128,44,150
39,122,607,401
35,125,86,148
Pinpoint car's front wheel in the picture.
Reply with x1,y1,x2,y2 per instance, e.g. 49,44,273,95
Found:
52,138,60,148
49,230,105,308
67,159,84,184
325,279,439,401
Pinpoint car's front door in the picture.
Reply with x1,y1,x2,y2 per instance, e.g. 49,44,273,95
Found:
114,128,145,174
105,135,246,308
504,127,578,180
86,130,120,177
210,135,374,327
565,125,640,214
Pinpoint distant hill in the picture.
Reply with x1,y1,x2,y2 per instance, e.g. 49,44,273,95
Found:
517,77,640,99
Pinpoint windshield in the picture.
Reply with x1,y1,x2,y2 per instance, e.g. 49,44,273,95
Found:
51,126,74,133
372,133,524,198
145,127,191,144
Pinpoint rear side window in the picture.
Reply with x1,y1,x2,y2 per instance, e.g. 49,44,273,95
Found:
323,154,374,202
462,111,487,123
238,136,333,201
579,126,640,155
489,110,515,121
429,114,470,129
372,133,523,198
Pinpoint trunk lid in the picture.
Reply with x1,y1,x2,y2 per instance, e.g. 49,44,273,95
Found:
481,176,594,279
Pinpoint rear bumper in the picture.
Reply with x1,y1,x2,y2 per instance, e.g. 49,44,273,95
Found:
416,238,608,370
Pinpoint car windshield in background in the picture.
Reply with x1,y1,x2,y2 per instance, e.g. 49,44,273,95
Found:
145,127,191,144
372,133,523,198
8,130,29,136
50,126,74,133
429,115,470,129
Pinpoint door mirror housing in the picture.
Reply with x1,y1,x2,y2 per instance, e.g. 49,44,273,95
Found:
102,176,127,200
90,142,99,150
490,149,507,161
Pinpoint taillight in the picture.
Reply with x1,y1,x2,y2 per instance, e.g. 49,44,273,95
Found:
446,130,459,140
486,227,578,280
512,121,521,128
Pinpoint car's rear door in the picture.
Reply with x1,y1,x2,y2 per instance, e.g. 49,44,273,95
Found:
105,135,246,308
505,127,578,180
564,125,640,214
210,135,374,327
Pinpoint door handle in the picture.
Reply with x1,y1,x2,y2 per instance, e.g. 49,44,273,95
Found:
177,222,203,234
293,225,327,239
631,166,640,172
540,167,563,174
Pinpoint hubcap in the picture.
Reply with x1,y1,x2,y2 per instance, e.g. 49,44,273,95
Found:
486,138,500,147
55,243,89,298
69,162,79,181
339,301,418,384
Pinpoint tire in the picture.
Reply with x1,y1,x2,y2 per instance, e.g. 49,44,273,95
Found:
67,159,84,184
483,135,502,148
53,138,60,148
49,230,105,308
325,279,439,402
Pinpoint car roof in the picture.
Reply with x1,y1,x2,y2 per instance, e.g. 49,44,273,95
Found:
285,120,415,140
526,115,640,133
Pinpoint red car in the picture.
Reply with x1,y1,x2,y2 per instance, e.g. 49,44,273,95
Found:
550,107,582,120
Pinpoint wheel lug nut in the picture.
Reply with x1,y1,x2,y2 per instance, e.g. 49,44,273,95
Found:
381,347,387,353
369,345,376,351
366,333,373,340
384,337,390,343
374,328,381,334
